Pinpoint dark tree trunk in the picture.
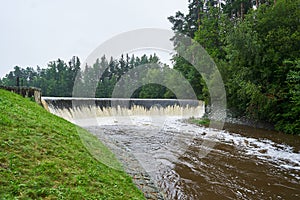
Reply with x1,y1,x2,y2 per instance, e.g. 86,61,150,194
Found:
197,0,201,29
241,2,245,20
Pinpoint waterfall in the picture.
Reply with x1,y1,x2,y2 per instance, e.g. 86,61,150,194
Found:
42,97,205,123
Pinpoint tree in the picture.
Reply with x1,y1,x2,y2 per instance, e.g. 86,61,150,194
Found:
168,0,300,134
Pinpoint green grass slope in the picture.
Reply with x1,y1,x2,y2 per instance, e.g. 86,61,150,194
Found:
0,89,144,199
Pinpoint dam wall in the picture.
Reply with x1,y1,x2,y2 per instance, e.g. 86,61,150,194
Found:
42,97,205,121
42,97,202,109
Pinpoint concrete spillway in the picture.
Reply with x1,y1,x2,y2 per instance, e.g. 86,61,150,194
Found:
42,97,205,122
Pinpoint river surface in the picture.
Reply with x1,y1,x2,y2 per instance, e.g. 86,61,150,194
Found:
77,116,300,200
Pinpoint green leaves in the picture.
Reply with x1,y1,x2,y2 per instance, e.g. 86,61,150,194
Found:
169,0,300,134
275,60,300,134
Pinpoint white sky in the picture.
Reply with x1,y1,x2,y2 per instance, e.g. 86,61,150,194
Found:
0,0,189,78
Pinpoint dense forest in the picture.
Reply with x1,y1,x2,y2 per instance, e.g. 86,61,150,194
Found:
168,0,299,134
1,0,299,134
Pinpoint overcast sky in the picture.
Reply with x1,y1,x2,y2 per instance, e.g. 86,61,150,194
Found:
0,0,188,78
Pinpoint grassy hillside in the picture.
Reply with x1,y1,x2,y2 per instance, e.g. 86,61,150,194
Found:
0,89,144,199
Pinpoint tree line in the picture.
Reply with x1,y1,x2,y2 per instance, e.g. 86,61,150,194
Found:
0,57,81,97
0,54,176,99
169,0,299,134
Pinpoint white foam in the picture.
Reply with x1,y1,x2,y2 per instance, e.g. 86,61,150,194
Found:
215,130,300,172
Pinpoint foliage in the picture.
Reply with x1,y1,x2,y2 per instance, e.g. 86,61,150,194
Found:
1,54,174,99
275,61,300,134
0,89,145,199
188,116,210,127
1,57,81,97
169,0,300,134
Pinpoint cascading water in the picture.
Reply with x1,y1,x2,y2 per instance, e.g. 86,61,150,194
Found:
43,97,300,200
42,97,205,125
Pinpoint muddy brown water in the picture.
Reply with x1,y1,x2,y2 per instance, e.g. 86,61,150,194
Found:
170,129,300,199
83,117,300,200
44,98,300,199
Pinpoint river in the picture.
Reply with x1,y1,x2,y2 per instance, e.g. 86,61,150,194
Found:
79,116,300,200
44,98,300,199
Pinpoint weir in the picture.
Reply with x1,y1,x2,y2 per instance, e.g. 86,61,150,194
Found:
42,97,205,121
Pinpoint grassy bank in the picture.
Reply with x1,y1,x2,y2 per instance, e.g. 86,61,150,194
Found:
0,89,145,199
188,117,210,127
